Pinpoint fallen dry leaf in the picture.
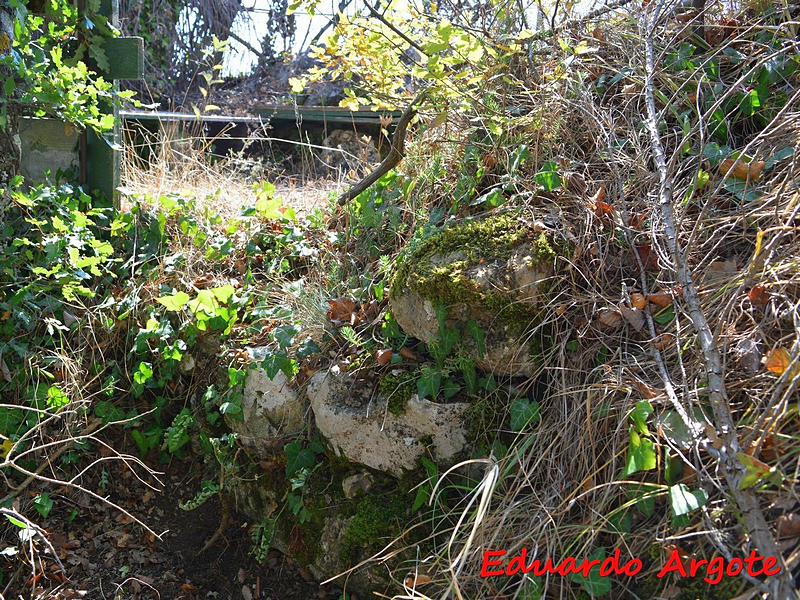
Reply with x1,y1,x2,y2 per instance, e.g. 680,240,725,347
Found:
705,424,723,450
651,333,674,351
594,200,614,217
777,513,800,539
664,545,692,571
765,347,792,375
327,297,357,322
589,185,607,205
628,211,647,229
404,573,433,587
630,376,662,400
630,293,647,310
703,259,739,285
619,304,644,331
566,172,588,195
596,307,622,328
748,285,770,307
635,243,660,271
675,10,698,22
398,347,420,361
720,158,766,182
747,434,779,462
192,274,215,289
376,349,392,366
647,292,673,308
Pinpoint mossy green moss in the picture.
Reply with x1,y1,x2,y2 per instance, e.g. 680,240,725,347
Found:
532,231,557,262
390,213,528,303
340,494,408,564
377,370,418,416
390,214,556,337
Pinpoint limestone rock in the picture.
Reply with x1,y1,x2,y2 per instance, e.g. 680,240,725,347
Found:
390,214,557,376
307,370,468,476
228,351,305,450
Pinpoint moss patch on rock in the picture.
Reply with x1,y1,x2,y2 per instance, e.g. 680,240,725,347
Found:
390,213,556,335
340,493,408,564
391,213,526,302
377,370,418,415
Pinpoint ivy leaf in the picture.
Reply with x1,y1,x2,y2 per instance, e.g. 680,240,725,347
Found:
441,378,460,399
273,324,299,349
260,351,295,379
510,398,540,431
211,285,235,304
188,289,218,315
624,429,656,476
33,493,53,518
702,142,731,166
133,362,153,385
46,385,69,409
284,440,315,477
156,291,190,312
417,366,442,399
296,338,320,359
219,400,243,421
669,483,707,516
534,161,562,191
255,196,283,219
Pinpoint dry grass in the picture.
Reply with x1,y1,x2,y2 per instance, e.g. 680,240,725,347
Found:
347,2,800,599
120,119,346,218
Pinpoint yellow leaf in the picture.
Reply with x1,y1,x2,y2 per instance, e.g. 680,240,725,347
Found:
0,439,13,460
754,228,764,259
765,348,791,375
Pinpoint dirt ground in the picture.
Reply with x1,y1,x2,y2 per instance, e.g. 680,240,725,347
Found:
15,431,350,600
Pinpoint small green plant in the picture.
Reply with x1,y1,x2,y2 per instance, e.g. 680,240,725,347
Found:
32,493,53,519
250,516,276,563
283,438,324,524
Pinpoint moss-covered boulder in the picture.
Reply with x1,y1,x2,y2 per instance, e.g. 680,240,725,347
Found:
390,213,557,376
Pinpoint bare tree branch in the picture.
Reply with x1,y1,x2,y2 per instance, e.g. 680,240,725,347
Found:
641,4,797,598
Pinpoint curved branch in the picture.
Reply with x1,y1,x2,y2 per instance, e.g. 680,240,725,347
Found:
337,90,428,205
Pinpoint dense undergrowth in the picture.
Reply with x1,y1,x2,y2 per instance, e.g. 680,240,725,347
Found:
2,0,800,599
